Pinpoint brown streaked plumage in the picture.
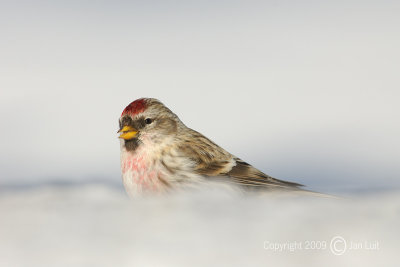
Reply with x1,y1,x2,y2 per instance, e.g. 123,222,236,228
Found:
118,98,314,197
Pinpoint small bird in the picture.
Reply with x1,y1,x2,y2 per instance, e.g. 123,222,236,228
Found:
118,98,308,197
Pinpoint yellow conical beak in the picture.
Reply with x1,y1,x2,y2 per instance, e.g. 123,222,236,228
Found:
118,125,138,140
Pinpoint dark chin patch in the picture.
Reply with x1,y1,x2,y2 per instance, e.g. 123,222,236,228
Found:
124,138,140,152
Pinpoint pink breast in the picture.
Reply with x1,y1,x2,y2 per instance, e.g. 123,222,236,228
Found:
122,155,146,173
122,155,164,192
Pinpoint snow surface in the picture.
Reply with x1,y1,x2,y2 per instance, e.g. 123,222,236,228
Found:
0,184,398,267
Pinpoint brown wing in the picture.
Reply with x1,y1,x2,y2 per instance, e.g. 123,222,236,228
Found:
222,158,304,189
177,128,236,176
178,129,303,190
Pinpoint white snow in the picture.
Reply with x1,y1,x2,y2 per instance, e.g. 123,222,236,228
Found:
0,184,398,267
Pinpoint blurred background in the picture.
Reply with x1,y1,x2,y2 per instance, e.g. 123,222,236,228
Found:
0,0,399,266
1,0,399,193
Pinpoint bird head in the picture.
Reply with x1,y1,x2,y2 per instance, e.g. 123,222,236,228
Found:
118,98,180,151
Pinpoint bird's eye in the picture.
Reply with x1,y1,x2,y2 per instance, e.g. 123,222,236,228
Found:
145,118,153,124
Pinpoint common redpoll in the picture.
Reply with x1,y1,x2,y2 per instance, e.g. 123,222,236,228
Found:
118,98,307,197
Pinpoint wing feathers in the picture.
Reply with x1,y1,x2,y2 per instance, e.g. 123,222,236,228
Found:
226,159,304,188
178,128,304,191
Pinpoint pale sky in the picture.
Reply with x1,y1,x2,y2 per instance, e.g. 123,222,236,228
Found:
1,0,399,193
